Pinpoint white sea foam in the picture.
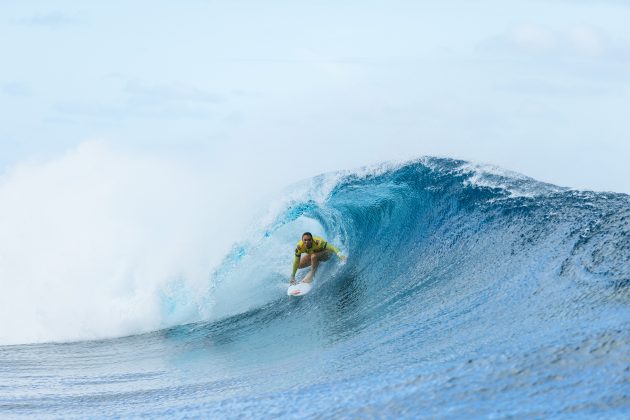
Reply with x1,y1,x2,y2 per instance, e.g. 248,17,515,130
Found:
458,161,566,198
0,140,266,345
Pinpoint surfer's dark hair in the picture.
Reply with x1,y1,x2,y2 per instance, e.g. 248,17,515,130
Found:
302,232,313,239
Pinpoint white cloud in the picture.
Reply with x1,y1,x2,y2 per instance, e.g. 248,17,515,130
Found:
1,82,31,96
512,23,560,52
568,26,604,55
123,81,225,104
51,79,227,121
479,23,610,58
13,11,82,27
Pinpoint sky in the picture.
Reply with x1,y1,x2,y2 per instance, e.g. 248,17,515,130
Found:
2,1,630,344
1,0,630,193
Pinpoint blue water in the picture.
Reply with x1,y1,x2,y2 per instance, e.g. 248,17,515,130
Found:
2,158,629,418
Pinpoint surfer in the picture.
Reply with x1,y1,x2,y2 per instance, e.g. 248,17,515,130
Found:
290,232,346,285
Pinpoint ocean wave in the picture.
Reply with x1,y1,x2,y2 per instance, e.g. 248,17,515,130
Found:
2,157,628,418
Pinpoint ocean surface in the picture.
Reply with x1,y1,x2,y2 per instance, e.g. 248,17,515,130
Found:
1,157,629,418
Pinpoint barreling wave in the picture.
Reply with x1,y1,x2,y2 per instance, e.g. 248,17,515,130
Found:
212,156,630,324
2,157,629,418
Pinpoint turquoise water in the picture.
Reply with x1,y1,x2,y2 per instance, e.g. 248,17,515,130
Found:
1,158,629,418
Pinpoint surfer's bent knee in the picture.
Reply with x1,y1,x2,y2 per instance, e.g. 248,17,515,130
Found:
319,250,332,261
299,254,311,269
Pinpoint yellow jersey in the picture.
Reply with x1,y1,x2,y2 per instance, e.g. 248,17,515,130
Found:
291,236,342,276
294,236,338,257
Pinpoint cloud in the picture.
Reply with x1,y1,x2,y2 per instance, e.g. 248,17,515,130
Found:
123,81,224,104
54,101,214,121
512,24,560,52
54,79,226,121
552,0,630,5
478,23,610,58
2,82,31,97
493,78,609,97
13,11,82,27
568,26,604,55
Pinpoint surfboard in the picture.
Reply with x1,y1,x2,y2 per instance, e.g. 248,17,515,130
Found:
287,282,312,297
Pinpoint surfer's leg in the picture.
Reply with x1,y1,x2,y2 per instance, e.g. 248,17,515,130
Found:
311,253,320,274
312,251,332,271
301,254,318,284
303,251,331,283
298,254,312,269
318,250,332,262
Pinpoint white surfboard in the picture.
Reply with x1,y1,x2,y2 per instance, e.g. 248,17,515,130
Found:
287,282,313,297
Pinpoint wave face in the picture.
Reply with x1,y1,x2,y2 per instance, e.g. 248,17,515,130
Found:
1,158,629,418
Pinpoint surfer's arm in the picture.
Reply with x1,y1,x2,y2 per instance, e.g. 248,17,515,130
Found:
326,242,346,260
290,255,300,283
